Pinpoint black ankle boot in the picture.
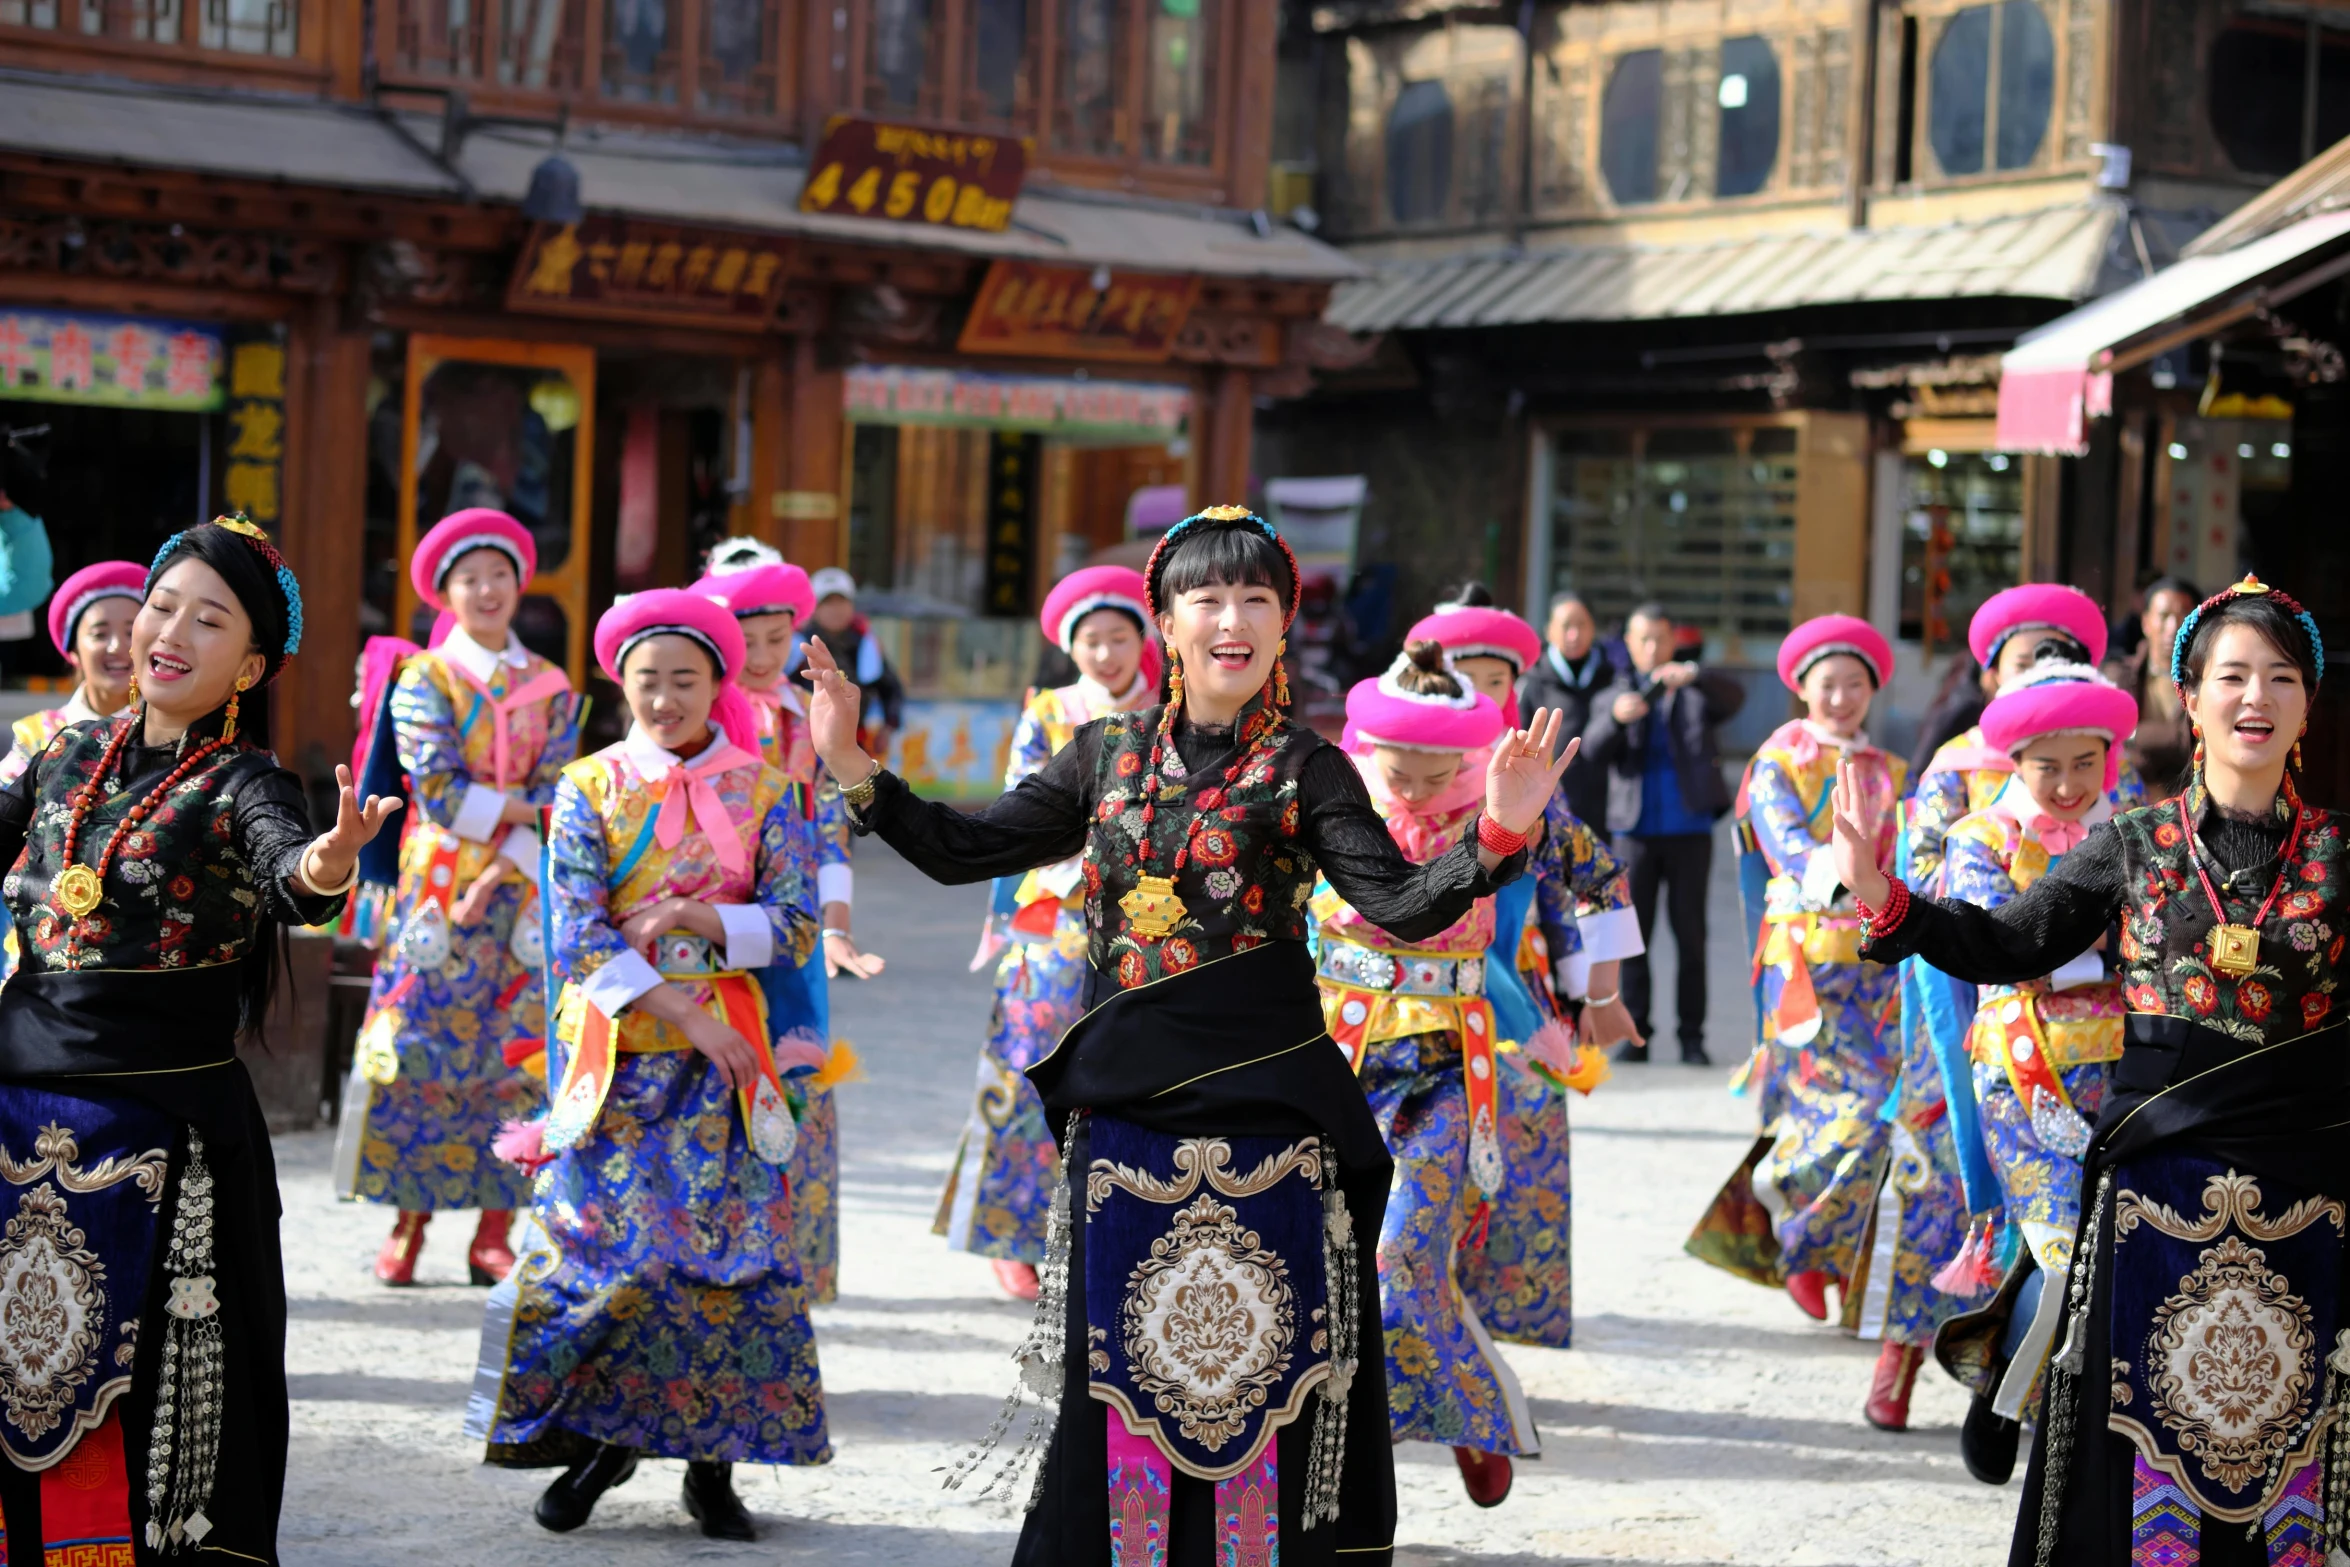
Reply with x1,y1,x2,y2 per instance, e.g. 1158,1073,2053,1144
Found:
534,1442,639,1532
1961,1391,2021,1484
683,1460,757,1541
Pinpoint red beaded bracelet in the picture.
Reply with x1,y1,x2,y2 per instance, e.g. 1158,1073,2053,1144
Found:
1856,877,1911,941
1476,815,1528,856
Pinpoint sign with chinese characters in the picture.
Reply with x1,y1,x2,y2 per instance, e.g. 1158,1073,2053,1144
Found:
956,260,1201,363
0,309,224,410
843,366,1190,440
506,218,792,327
799,115,1028,233
983,433,1039,617
222,328,288,527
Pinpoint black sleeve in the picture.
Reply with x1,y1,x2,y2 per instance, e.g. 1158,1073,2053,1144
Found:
0,751,36,873
856,722,1094,883
1582,684,1632,766
1700,668,1748,721
1861,819,2128,984
873,655,907,731
231,760,346,927
1301,744,1524,943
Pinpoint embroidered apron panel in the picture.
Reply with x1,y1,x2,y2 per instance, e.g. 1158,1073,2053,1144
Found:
0,1088,171,1472
1082,1115,1331,1480
2107,1153,2346,1523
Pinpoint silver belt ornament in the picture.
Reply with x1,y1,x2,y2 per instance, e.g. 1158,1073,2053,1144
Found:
1317,938,1484,998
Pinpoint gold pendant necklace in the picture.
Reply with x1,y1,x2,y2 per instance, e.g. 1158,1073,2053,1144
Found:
1119,875,1187,939
51,864,102,919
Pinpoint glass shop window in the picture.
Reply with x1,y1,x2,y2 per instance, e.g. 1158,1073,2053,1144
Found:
1145,0,1217,165
605,0,677,102
1928,0,2053,176
868,0,937,114
1057,0,1127,155
1600,48,1663,204
966,0,1035,125
1899,449,2023,650
2209,19,2350,176
1716,35,1782,197
1387,79,1455,224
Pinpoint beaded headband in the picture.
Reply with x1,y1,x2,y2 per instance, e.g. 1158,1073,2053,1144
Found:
2170,574,2324,691
148,514,304,662
1143,505,1304,628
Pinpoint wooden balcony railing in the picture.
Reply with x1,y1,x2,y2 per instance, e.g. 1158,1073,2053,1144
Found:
1,0,305,67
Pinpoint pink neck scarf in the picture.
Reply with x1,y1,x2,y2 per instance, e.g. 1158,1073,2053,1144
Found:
446,656,571,789
651,736,761,876
1356,748,1488,863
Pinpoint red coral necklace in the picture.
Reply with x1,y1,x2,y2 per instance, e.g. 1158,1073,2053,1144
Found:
52,714,230,920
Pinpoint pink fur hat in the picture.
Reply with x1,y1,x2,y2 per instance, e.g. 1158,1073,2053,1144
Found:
1345,647,1505,754
595,589,759,752
693,562,815,625
1408,605,1542,677
47,560,146,658
1980,662,2138,791
412,509,536,611
1040,565,1151,653
1777,614,1892,694
1968,583,2108,668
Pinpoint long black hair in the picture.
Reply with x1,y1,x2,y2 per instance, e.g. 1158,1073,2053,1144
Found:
146,521,301,1034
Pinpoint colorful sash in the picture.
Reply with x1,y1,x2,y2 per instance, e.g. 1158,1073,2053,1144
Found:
1085,1116,1329,1562
1322,949,1502,1200
1981,992,2093,1161
545,971,797,1165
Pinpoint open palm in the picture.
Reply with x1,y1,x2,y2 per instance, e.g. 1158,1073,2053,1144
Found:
799,636,867,776
1485,713,1575,838
1828,757,1893,909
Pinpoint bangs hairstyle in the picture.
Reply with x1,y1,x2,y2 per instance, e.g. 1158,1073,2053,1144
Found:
1154,524,1294,613
2023,632,2093,668
2179,594,2322,690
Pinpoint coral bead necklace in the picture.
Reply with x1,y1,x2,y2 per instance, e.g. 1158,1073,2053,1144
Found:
51,713,231,920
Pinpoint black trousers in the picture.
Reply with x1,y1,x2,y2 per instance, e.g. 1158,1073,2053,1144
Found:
1614,830,1713,1053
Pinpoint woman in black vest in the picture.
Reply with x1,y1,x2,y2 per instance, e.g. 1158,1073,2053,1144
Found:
1838,576,2350,1567
802,506,1572,1567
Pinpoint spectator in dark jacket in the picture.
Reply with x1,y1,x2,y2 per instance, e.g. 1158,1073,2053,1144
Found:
793,567,907,756
1582,603,1747,1065
1517,590,1624,828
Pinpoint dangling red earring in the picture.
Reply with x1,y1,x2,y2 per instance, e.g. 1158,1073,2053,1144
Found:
1272,638,1290,709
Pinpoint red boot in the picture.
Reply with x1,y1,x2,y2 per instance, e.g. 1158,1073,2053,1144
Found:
1452,1446,1513,1507
1785,1269,1832,1321
1864,1342,1925,1432
469,1209,517,1286
992,1259,1041,1302
375,1210,430,1286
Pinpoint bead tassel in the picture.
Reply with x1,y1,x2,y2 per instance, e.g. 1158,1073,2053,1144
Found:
146,1129,223,1552
56,714,231,932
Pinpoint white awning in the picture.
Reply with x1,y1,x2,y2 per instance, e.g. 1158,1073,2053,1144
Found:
1995,209,2350,454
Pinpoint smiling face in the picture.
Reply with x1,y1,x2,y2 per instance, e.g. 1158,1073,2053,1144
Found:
71,596,139,711
1370,744,1464,807
1452,654,1517,707
2016,732,2109,821
2184,621,2310,781
736,610,796,692
1070,608,1143,694
1156,579,1286,716
621,633,719,756
133,558,266,727
443,547,520,648
1799,652,1876,738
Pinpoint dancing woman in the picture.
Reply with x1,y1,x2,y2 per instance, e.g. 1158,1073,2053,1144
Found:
1843,577,2349,1567
691,543,860,1303
938,564,1156,1301
470,589,826,1542
1692,616,1904,1324
804,506,1571,1567
339,509,578,1286
0,517,397,1562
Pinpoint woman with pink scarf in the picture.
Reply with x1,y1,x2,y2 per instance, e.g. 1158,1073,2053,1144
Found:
1314,640,1628,1509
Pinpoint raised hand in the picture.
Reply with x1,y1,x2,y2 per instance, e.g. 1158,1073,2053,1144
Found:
301,763,402,892
800,636,872,783
1830,757,1892,910
1485,713,1576,839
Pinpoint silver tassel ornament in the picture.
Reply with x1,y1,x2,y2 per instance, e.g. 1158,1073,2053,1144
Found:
1303,1138,1356,1529
2035,1170,2108,1567
145,1129,223,1552
944,1135,1071,1511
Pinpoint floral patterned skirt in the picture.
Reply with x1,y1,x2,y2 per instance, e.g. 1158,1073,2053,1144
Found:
934,915,1085,1263
1456,1048,1574,1349
1752,958,1900,1284
1359,1029,1540,1458
348,877,542,1212
478,1048,830,1465
788,1085,838,1303
1976,1058,2108,1274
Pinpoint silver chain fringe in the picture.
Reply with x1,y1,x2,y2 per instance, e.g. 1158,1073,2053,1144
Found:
943,1138,1070,1511
1303,1137,1357,1529
2034,1168,2108,1567
145,1129,224,1552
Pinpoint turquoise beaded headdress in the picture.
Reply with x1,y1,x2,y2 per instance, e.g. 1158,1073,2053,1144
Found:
2170,574,2323,692
1143,505,1302,628
148,514,304,672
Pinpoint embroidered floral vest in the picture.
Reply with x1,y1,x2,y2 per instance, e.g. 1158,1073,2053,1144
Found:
2114,781,2348,1042
1083,704,1319,989
3,722,279,971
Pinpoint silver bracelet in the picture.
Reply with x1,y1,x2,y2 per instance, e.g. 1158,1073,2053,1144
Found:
1583,990,1621,1007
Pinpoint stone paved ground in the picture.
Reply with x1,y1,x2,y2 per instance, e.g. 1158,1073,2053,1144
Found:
281,837,2018,1566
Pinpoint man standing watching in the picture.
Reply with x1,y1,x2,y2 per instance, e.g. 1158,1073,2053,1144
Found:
1517,590,1621,828
1582,603,1746,1064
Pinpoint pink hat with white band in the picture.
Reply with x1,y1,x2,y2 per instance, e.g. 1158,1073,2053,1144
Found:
46,561,146,658
412,509,537,611
1776,614,1893,694
1407,604,1542,677
693,562,815,625
1344,647,1505,753
1980,662,2139,791
1968,583,2108,668
1040,565,1151,653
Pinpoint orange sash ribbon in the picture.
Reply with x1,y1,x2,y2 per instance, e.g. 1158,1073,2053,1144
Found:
545,972,797,1164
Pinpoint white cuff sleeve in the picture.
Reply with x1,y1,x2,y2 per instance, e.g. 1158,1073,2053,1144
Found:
1799,849,1843,910
1557,950,1593,1000
451,783,507,844
2048,947,2107,991
1573,905,1645,964
581,949,662,1019
498,823,542,873
818,864,854,910
715,903,776,971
